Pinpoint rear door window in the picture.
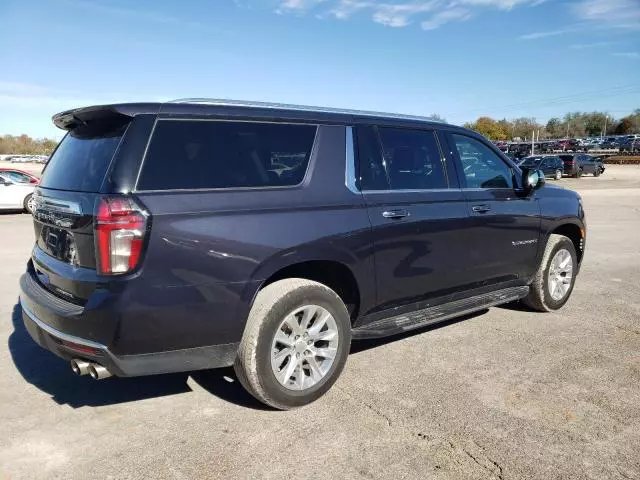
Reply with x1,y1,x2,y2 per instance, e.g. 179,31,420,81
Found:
377,127,447,190
137,120,317,190
39,126,126,192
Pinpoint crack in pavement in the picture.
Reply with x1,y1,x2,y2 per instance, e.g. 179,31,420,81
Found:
334,386,393,426
335,387,507,478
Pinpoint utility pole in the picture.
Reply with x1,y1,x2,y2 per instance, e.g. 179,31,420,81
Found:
566,121,570,139
531,130,535,155
603,115,608,138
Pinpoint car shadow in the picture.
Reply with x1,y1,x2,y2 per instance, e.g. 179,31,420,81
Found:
8,300,491,410
9,301,271,410
494,300,530,312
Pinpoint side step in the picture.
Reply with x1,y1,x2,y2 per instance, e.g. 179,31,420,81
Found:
352,286,529,339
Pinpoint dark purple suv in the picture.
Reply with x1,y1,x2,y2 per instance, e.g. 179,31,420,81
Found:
20,100,586,409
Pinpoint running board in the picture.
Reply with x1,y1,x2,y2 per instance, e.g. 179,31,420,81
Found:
352,286,529,339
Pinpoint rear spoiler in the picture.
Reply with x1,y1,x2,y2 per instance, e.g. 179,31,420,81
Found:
52,103,161,130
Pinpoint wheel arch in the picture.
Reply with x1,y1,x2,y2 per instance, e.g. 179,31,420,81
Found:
549,222,584,265
240,247,374,327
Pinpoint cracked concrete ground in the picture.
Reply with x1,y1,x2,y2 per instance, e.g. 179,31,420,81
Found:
1,165,639,479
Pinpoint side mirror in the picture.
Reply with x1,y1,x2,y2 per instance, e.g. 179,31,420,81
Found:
521,168,545,194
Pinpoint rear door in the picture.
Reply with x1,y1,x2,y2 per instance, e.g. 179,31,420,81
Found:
443,132,541,287
355,125,469,313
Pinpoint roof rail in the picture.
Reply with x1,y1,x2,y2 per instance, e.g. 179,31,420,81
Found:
167,98,444,123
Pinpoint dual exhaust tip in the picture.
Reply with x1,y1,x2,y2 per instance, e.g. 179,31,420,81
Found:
70,359,112,380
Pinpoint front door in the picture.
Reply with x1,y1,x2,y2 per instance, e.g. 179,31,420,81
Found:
443,132,541,287
355,125,469,314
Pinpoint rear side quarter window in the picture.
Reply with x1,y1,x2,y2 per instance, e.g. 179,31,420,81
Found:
136,120,317,191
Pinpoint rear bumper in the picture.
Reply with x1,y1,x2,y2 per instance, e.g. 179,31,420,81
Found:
19,274,238,377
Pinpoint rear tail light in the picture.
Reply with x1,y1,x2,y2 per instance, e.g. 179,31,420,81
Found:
95,197,149,275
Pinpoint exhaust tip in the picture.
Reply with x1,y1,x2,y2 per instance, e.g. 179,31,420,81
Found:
70,359,91,376
88,364,112,380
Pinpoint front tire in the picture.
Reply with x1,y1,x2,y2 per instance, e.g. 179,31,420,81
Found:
234,278,351,410
594,168,601,177
554,169,562,180
523,234,577,312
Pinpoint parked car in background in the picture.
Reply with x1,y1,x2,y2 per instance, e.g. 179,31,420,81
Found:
518,156,564,180
579,155,605,176
558,154,604,178
559,154,581,178
619,137,639,154
0,173,36,212
0,168,40,185
600,138,619,149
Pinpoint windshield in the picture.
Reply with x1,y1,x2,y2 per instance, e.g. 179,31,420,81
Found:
520,157,541,167
39,125,126,192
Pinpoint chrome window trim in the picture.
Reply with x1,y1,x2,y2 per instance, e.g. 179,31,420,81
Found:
133,118,320,193
361,188,458,194
345,126,358,194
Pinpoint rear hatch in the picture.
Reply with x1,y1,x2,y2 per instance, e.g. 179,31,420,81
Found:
31,111,131,302
558,154,575,170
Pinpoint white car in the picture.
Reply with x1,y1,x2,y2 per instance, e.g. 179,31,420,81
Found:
0,173,35,213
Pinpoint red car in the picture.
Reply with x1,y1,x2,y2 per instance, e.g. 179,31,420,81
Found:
0,168,40,184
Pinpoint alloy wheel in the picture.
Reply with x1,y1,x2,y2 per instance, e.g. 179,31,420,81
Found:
548,248,573,301
270,305,339,391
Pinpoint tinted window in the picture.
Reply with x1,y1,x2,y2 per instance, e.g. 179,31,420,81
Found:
40,126,126,192
2,171,31,183
356,126,388,190
520,157,542,167
138,121,316,190
451,134,513,189
378,127,446,190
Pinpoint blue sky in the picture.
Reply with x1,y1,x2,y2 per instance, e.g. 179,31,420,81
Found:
0,0,639,138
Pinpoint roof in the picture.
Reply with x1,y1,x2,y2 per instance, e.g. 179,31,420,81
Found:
53,98,462,132
168,98,446,124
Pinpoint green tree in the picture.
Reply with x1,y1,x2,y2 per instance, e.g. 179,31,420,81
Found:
512,117,540,140
615,117,634,134
546,118,564,138
0,134,59,155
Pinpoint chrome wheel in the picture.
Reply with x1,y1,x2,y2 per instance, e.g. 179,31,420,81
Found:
271,305,339,391
548,248,573,301
26,195,36,213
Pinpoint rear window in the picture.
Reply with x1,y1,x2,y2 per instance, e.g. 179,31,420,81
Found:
40,125,126,192
137,120,317,191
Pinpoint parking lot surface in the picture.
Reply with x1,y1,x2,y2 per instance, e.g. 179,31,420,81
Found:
1,166,639,480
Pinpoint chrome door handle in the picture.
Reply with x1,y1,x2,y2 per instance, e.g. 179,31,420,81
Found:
472,204,491,213
382,209,409,219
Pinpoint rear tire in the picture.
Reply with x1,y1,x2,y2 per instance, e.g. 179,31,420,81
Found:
23,194,34,214
234,278,351,410
523,234,577,312
574,169,582,179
